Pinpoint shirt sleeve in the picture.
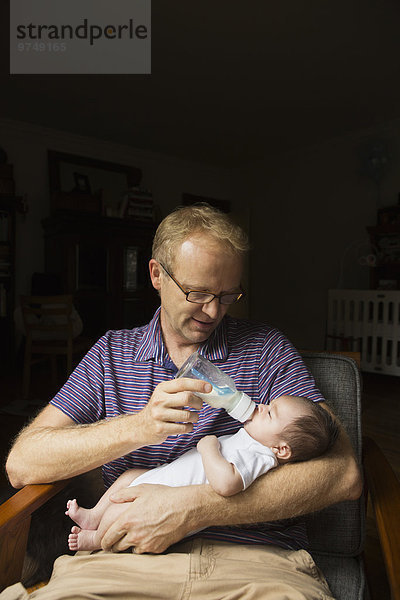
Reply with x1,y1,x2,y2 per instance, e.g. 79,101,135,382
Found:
258,328,325,403
228,447,278,490
50,334,107,424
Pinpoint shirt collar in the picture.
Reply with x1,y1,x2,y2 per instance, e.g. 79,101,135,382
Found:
135,307,167,363
135,307,229,364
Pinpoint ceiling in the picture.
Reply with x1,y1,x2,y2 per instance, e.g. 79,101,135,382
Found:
1,0,400,167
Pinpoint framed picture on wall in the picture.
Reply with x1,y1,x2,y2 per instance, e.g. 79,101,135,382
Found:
48,150,142,215
73,172,91,194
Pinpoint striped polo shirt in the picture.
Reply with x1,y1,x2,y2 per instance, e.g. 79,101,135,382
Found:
51,307,325,550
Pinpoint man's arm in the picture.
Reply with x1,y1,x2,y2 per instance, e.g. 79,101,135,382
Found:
101,403,362,554
197,435,244,496
5,378,209,488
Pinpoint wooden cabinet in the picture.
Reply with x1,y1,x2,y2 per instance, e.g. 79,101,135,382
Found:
42,214,159,339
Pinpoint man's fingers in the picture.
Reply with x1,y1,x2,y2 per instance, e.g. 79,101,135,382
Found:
162,377,212,394
159,390,204,411
110,487,140,503
138,378,209,445
156,378,211,409
101,524,128,550
111,537,132,553
151,420,195,438
164,407,199,423
110,483,165,504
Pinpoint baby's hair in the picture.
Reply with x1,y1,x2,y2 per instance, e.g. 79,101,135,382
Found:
281,398,339,463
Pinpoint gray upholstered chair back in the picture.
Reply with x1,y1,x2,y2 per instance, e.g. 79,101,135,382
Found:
301,353,366,600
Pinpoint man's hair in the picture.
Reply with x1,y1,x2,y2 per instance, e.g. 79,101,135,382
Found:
152,203,249,269
281,398,339,463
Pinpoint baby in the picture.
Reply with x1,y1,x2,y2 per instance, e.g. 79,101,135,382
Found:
66,395,339,551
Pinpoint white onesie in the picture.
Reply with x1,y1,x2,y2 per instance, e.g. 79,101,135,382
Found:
129,428,277,491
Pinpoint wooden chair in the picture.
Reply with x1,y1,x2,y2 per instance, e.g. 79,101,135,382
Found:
20,295,91,398
0,481,69,591
0,353,399,598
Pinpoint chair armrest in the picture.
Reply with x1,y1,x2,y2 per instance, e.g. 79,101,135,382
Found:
363,436,400,600
0,480,70,592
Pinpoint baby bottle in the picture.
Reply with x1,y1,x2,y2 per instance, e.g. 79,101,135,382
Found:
176,351,256,422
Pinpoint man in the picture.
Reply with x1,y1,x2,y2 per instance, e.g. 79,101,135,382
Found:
5,204,361,599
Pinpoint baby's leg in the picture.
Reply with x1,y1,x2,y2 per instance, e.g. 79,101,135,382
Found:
66,468,148,530
68,501,133,552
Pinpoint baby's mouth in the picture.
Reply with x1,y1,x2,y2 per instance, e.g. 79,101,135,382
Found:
245,405,259,423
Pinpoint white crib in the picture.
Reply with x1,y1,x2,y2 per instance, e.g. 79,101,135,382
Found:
327,289,400,376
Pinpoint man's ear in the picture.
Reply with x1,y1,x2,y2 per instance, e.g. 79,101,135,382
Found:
271,442,292,462
149,259,162,291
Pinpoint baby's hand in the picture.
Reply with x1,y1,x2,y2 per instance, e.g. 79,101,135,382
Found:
197,435,219,453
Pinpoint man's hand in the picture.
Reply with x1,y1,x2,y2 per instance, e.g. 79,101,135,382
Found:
101,484,194,554
135,378,211,446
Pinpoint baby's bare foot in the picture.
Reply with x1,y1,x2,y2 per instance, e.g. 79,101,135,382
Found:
68,526,81,551
65,499,99,530
68,526,101,552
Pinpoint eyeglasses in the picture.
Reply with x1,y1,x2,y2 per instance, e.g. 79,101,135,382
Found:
159,263,244,305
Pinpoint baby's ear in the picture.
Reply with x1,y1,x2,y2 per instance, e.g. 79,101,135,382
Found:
272,442,292,462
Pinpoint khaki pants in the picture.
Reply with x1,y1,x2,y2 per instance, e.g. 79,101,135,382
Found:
1,539,335,600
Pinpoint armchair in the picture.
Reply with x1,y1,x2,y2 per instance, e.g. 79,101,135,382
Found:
0,353,399,599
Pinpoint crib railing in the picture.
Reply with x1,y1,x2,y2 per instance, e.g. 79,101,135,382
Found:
327,290,400,376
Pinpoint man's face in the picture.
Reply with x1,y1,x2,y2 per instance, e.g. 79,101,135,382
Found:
151,234,243,349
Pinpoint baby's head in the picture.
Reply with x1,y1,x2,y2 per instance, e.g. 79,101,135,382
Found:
244,395,339,463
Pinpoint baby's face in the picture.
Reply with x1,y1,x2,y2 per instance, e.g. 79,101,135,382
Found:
243,395,307,448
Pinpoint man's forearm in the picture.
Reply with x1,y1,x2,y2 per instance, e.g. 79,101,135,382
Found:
7,378,207,488
6,412,145,487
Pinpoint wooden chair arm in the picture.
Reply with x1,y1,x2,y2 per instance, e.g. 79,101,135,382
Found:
363,436,400,600
0,480,70,592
